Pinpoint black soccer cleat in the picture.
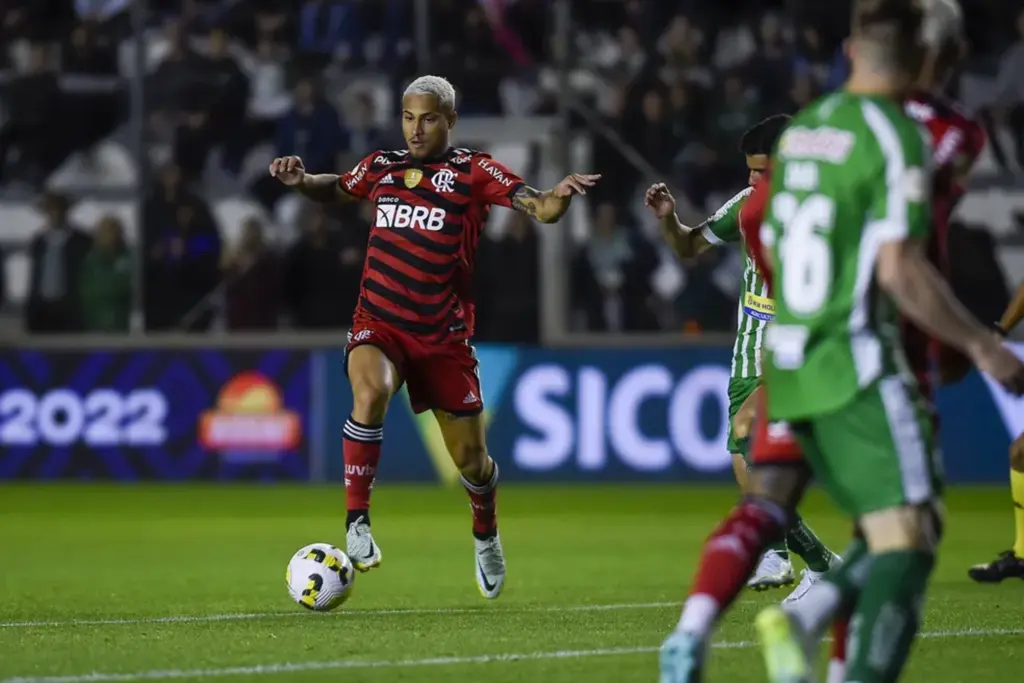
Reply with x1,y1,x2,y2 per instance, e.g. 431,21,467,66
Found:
967,550,1024,583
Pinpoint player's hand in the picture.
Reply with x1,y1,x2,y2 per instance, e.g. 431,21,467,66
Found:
269,156,306,186
644,183,676,219
552,173,601,198
970,335,1024,396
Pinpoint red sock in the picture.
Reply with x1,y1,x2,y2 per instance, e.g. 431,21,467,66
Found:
690,501,786,607
831,616,848,662
343,418,382,521
461,461,499,538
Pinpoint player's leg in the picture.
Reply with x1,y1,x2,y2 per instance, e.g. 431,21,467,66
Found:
729,378,793,591
780,511,841,605
416,342,504,599
660,397,809,683
343,334,403,571
968,432,1024,581
757,377,942,683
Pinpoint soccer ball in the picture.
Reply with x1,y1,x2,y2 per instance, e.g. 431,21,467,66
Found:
286,543,356,611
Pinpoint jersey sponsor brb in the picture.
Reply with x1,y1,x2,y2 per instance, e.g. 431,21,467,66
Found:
338,147,524,342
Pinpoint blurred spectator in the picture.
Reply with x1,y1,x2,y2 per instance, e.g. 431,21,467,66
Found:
173,27,251,178
0,44,61,187
346,93,391,157
251,77,347,210
144,202,222,332
80,216,132,333
990,9,1024,169
475,214,540,344
0,247,6,312
628,89,677,175
744,13,795,112
63,19,118,74
297,0,364,70
148,20,205,135
223,217,281,331
441,8,507,115
571,203,658,333
283,208,356,329
25,193,92,334
228,36,293,170
143,163,219,249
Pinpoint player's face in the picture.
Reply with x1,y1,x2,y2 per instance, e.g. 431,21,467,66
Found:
402,94,455,159
746,155,769,185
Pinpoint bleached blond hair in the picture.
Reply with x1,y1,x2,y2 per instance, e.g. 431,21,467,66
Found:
920,0,962,48
403,75,457,112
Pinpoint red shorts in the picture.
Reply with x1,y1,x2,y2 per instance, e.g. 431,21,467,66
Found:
346,321,483,416
750,388,803,466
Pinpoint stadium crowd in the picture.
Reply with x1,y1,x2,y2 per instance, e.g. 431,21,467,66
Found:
0,0,1020,335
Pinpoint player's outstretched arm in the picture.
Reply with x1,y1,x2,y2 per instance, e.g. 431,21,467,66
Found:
510,173,601,224
877,240,1024,394
268,156,359,204
643,183,714,259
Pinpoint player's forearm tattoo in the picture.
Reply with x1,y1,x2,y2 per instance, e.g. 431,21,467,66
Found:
511,186,542,217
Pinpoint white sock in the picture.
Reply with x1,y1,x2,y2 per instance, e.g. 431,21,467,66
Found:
825,657,846,683
676,594,719,638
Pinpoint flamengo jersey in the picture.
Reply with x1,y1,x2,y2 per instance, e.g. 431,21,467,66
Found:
761,92,932,421
338,147,525,342
901,90,986,398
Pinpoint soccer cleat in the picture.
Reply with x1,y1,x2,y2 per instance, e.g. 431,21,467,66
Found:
748,550,795,591
659,630,705,683
346,515,382,572
782,554,842,606
967,550,1024,583
755,606,813,683
474,533,506,599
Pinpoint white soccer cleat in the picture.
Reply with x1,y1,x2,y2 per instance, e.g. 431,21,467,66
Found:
346,515,382,572
474,534,506,599
748,550,795,591
782,554,842,606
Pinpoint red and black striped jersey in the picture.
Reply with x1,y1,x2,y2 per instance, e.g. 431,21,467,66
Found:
338,146,525,342
903,90,986,398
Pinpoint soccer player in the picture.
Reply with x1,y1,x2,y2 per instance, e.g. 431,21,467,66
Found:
750,0,1024,681
646,117,839,599
268,75,599,599
969,282,1024,582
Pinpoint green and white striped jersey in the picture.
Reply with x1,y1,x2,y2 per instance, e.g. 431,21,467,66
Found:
703,187,774,380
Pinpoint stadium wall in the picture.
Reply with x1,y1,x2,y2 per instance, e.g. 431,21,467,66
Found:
0,344,1020,483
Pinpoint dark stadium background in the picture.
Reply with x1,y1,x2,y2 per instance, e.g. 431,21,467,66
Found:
1,2,1023,682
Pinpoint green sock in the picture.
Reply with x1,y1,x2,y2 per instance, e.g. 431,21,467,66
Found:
846,550,935,683
785,513,835,572
766,539,788,559
786,537,869,638
825,536,870,603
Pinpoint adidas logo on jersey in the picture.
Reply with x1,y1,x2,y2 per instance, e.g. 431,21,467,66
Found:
375,203,447,231
380,174,394,184
463,390,479,404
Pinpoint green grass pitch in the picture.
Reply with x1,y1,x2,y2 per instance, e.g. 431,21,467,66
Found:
0,484,1021,682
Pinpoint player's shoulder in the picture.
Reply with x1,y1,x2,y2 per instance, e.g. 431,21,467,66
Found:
710,186,753,221
364,149,410,171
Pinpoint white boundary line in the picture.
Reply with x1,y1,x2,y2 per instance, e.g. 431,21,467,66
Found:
0,601,680,629
2,627,1020,683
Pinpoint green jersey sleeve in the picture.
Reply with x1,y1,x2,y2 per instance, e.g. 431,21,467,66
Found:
701,187,752,245
862,100,932,243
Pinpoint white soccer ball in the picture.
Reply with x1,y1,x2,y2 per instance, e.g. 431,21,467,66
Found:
286,543,356,611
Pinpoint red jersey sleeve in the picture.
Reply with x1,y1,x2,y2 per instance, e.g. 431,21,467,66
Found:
738,176,773,291
470,153,526,208
337,152,380,200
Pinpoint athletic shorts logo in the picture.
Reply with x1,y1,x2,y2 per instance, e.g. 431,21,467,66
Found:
375,203,447,231
432,169,456,193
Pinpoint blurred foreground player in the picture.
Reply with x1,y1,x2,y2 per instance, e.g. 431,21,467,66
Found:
645,116,839,599
969,281,1024,582
269,75,599,598
659,1,1006,682
752,1,1023,682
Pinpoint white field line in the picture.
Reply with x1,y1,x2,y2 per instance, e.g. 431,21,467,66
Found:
2,627,1021,683
0,601,680,629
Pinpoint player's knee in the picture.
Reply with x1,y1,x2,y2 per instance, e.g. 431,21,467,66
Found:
351,383,391,423
748,463,811,510
860,501,944,554
450,441,489,478
1010,435,1024,471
